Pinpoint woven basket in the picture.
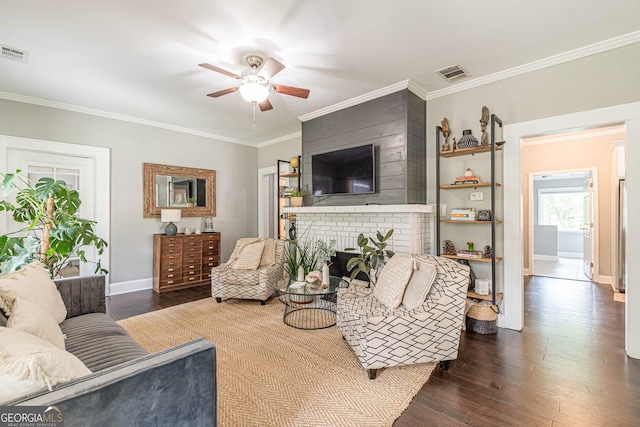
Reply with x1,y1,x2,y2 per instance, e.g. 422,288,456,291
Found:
466,304,498,334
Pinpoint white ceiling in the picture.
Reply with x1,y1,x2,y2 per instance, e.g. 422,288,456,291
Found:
1,1,639,145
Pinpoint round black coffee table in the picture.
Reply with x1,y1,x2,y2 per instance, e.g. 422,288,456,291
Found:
279,276,345,330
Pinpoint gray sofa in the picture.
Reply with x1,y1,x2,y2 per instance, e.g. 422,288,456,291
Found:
1,275,217,427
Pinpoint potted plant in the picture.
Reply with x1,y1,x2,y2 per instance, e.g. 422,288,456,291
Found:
0,170,108,277
186,197,196,207
345,229,394,286
289,189,305,208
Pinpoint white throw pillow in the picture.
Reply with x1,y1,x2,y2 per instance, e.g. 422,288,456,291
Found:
0,374,45,404
402,257,438,310
0,327,91,390
231,240,266,270
0,262,67,323
7,298,66,349
373,254,415,309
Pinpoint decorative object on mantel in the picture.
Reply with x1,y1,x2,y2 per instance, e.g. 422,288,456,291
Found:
289,222,297,240
204,216,215,232
483,245,492,258
480,106,490,147
441,117,451,151
456,130,479,149
161,209,181,236
442,240,456,255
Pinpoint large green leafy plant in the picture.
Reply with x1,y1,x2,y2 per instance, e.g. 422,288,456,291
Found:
345,229,394,285
0,170,108,277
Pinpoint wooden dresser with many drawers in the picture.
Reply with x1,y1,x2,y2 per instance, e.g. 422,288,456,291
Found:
152,232,221,293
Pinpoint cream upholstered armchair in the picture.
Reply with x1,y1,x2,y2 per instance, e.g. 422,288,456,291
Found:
211,237,285,305
337,254,470,379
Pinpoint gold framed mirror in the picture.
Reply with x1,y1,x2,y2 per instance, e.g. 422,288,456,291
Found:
143,163,216,218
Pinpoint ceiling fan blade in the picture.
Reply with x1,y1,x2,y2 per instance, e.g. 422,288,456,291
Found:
258,57,285,80
258,99,273,112
273,84,310,99
206,87,238,98
199,63,240,79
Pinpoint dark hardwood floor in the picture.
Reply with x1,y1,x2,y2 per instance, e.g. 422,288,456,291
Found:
107,276,640,426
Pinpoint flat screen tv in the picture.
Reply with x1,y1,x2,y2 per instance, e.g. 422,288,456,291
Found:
311,144,375,196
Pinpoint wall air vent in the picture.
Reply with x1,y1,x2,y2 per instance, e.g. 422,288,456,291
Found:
1,45,28,63
435,64,468,82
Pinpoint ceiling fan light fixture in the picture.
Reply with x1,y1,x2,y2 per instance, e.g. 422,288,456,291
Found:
239,81,269,103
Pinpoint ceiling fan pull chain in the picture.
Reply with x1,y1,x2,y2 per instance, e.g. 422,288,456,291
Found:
252,101,257,130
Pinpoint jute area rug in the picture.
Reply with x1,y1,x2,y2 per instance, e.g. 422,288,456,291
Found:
118,297,435,427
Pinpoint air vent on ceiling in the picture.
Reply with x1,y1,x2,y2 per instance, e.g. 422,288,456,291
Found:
1,45,28,63
435,64,468,82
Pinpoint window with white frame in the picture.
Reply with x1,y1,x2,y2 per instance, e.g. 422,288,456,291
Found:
538,187,584,231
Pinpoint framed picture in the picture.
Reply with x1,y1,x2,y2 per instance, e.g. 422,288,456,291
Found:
477,209,492,221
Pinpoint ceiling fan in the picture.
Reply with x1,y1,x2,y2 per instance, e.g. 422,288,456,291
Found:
199,54,310,112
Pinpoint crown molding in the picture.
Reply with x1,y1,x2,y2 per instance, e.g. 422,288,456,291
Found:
257,131,301,147
298,79,426,122
0,91,259,147
427,30,640,101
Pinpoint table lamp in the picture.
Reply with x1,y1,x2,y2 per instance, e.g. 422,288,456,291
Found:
161,209,181,236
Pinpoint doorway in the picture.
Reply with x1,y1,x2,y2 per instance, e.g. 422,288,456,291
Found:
501,103,639,334
257,166,278,238
529,170,594,281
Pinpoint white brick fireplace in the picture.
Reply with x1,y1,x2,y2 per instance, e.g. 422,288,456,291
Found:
283,205,434,255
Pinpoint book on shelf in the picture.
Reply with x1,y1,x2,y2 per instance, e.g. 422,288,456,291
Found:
453,175,480,185
456,250,484,259
450,208,477,220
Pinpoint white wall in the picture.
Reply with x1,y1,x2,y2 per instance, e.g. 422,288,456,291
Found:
426,43,640,356
258,135,301,169
0,99,258,290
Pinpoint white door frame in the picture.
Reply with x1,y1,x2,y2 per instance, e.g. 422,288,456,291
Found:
527,167,598,281
257,166,277,237
0,135,110,286
502,101,640,359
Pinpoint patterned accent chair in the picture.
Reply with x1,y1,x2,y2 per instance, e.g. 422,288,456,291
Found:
336,254,470,379
211,238,285,305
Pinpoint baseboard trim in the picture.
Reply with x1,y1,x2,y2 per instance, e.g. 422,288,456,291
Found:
534,254,559,262
558,252,582,259
108,278,153,296
595,275,613,285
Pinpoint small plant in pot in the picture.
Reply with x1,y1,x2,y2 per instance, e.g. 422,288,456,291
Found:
289,189,305,208
345,229,394,286
186,197,196,207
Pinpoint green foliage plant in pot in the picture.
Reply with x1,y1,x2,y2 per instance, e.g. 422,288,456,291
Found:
283,238,322,282
345,229,394,286
0,170,108,277
289,188,305,208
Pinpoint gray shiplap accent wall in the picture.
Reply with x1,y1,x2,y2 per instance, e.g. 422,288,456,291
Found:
301,89,426,206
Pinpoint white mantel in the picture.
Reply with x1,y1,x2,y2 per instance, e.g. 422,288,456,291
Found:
283,204,433,215
283,204,435,255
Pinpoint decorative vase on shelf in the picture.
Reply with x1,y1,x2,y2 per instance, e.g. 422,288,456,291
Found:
290,196,303,207
457,129,479,149
288,222,297,240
